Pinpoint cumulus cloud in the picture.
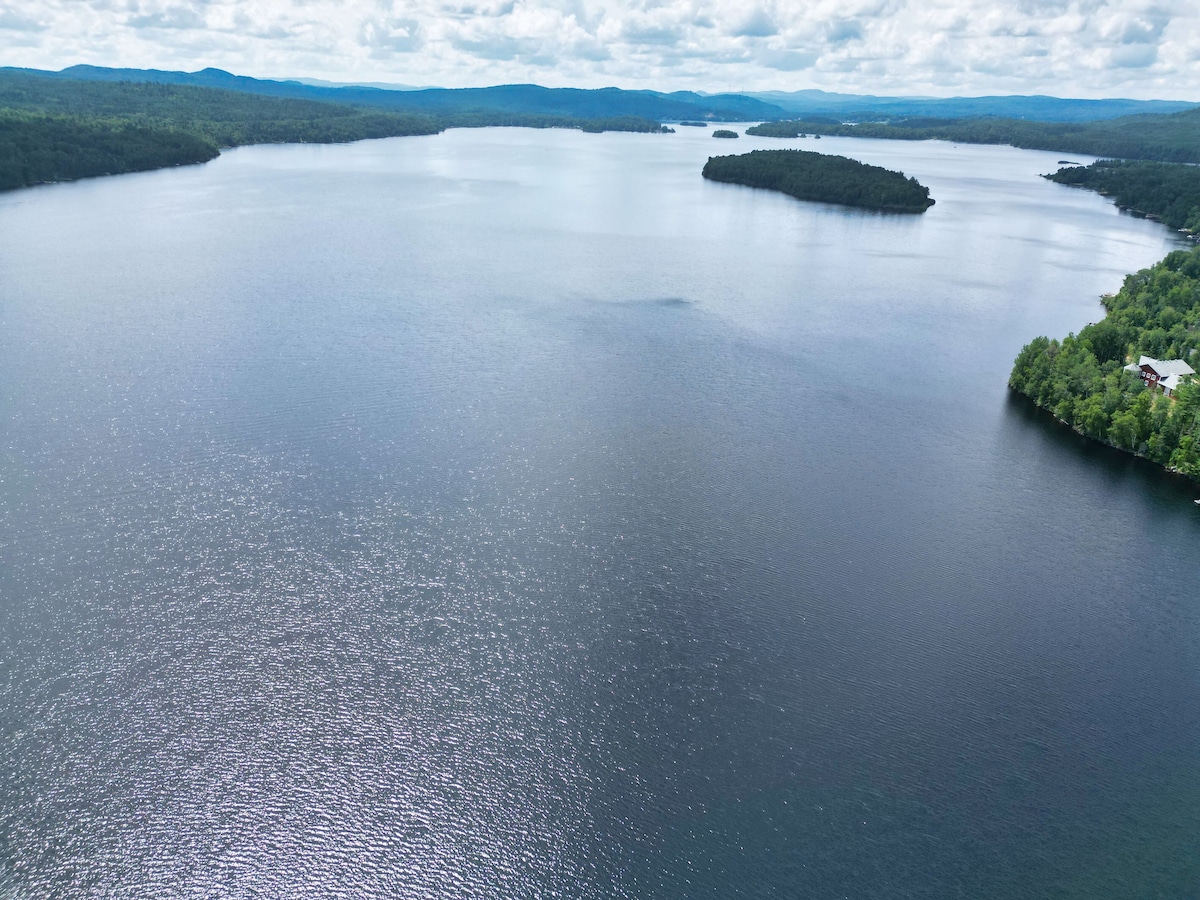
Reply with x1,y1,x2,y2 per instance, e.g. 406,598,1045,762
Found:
1110,42,1156,67
126,5,208,30
1,0,1197,98
360,16,423,54
731,9,778,38
761,48,818,71
621,21,685,47
825,19,863,44
0,6,49,31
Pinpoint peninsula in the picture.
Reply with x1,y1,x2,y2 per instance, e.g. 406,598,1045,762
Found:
1009,245,1200,481
1046,159,1200,234
1007,153,1200,483
702,149,934,213
745,107,1200,165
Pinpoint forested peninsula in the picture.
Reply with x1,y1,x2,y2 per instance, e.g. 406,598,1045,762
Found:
1010,155,1200,482
1046,159,1200,234
1009,246,1200,480
0,69,668,191
746,107,1200,164
702,149,933,213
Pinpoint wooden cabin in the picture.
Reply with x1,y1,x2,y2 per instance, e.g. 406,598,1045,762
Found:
1123,355,1196,396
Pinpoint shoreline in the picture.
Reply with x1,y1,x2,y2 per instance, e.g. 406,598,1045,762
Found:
1009,386,1200,485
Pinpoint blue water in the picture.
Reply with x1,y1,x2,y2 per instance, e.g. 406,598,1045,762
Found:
1,127,1198,898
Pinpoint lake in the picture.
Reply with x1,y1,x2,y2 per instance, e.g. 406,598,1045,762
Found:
1,126,1198,898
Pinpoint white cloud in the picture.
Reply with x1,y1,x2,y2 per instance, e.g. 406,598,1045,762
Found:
730,8,778,39
1,0,1197,98
1110,42,1156,67
360,16,424,54
0,5,49,31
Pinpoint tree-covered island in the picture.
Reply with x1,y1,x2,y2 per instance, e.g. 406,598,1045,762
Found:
712,129,739,138
702,149,934,213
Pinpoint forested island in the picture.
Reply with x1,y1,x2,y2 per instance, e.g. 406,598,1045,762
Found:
0,69,669,191
1009,246,1200,480
1046,159,1200,234
702,149,933,213
712,129,738,139
746,107,1200,164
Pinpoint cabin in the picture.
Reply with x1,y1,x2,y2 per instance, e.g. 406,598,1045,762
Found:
1123,355,1196,396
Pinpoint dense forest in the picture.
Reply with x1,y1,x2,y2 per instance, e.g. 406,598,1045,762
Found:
746,108,1200,164
702,149,933,213
0,71,444,143
1009,246,1200,480
0,73,441,189
10,65,785,123
1047,159,1200,233
712,130,738,138
0,69,669,191
0,110,221,190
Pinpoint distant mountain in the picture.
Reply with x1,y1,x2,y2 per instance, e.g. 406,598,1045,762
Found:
12,66,1194,128
745,89,1197,123
19,66,785,123
283,77,429,91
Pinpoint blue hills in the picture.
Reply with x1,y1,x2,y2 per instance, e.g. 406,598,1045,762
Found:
11,65,1197,124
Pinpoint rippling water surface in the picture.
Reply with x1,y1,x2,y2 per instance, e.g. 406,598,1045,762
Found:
2,127,1198,898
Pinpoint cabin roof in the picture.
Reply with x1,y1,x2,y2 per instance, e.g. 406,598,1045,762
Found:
1125,356,1196,378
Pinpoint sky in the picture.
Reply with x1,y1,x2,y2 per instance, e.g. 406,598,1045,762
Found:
2,0,1198,99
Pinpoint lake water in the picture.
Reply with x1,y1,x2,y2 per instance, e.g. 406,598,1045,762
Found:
1,127,1198,898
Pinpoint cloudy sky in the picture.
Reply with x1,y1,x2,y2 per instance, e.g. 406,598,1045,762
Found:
2,0,1197,98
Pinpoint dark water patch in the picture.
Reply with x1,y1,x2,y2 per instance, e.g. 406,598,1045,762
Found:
1004,390,1200,506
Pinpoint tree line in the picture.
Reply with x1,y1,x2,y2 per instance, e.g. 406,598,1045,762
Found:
0,70,669,191
1047,159,1200,233
1009,246,1200,479
746,108,1200,164
702,149,933,213
29,66,783,122
0,110,219,191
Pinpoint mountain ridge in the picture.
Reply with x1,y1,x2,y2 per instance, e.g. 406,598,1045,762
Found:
741,88,1196,122
8,65,784,122
10,66,1195,123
